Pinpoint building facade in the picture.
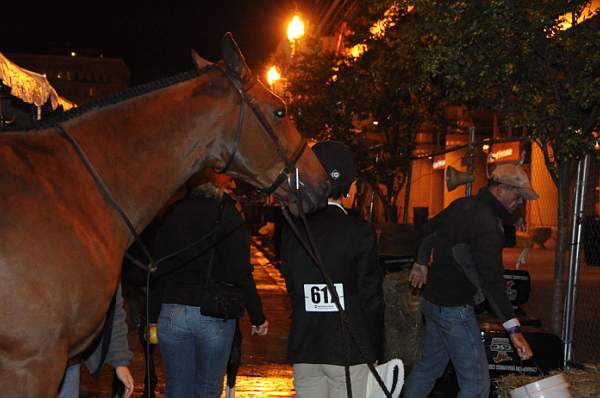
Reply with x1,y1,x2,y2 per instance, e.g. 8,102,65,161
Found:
6,52,129,105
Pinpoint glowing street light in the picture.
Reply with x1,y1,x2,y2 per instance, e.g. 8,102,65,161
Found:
287,15,305,42
266,65,281,87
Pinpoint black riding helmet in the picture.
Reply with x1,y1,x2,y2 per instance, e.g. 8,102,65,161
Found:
312,140,357,198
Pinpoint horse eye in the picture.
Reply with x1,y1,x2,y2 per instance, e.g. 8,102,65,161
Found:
274,109,285,118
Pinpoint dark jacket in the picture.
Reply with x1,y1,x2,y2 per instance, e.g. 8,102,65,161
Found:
418,187,516,322
281,204,384,365
151,191,265,326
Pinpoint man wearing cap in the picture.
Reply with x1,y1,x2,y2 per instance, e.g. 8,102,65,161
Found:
280,141,384,398
404,163,535,398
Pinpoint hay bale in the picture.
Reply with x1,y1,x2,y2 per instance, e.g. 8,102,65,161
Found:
383,271,423,370
494,366,600,397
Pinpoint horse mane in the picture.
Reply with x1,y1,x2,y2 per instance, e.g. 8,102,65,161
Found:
33,67,213,131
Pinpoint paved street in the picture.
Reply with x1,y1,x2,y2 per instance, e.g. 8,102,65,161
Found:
504,243,600,364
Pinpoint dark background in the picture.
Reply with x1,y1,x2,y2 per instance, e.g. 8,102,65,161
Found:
1,2,317,84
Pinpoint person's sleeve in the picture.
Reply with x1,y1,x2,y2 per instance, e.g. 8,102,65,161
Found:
416,232,437,265
85,284,133,372
356,223,385,360
104,284,134,368
415,202,454,264
418,201,452,238
470,213,516,322
221,202,266,326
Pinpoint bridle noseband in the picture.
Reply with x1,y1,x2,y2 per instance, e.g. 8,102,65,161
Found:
216,65,307,196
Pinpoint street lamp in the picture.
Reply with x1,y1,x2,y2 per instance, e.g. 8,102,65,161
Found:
287,15,305,42
266,65,281,88
287,15,305,56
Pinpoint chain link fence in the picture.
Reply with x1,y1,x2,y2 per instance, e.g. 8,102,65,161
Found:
572,153,600,364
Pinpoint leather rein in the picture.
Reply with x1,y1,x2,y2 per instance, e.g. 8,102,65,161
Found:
55,65,307,274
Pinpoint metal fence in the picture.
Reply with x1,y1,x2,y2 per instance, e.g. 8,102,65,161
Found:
518,152,599,366
571,153,600,364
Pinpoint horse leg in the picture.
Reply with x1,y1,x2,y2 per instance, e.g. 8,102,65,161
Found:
0,344,68,398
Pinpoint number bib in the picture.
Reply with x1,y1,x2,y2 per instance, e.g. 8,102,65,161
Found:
303,283,345,312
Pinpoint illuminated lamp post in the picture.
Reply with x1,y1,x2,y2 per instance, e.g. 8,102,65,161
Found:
266,65,281,89
287,15,305,56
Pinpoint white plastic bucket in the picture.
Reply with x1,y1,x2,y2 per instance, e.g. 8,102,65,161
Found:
509,373,572,398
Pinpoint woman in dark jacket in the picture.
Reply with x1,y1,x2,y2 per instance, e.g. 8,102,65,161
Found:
152,171,268,398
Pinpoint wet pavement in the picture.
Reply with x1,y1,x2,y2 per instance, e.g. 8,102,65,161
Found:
80,237,295,397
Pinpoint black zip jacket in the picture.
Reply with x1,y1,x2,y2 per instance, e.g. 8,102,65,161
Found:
417,187,516,322
150,192,265,326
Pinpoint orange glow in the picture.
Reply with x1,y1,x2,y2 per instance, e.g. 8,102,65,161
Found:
554,0,599,33
348,43,368,58
229,365,294,397
287,15,305,42
370,4,402,38
266,65,281,87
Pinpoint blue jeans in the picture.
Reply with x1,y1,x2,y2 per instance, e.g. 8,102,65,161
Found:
404,299,489,398
157,303,235,398
58,363,80,398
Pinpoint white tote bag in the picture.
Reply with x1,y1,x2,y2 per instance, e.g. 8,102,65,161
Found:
365,358,404,398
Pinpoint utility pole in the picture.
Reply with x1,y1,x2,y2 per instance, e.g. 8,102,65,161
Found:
465,127,475,197
368,152,379,224
402,160,413,224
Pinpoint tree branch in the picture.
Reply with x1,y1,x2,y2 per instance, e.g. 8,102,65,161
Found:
535,137,559,187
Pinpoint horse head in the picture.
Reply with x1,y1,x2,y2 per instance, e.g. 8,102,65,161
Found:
192,33,330,214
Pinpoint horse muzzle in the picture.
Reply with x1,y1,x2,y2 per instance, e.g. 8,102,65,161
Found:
283,178,330,216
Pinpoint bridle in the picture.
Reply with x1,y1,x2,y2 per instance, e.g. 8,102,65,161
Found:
215,65,307,196
54,64,310,274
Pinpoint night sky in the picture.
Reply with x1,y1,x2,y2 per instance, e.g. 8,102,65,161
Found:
1,1,317,84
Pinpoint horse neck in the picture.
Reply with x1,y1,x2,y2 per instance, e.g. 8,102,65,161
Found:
59,70,236,231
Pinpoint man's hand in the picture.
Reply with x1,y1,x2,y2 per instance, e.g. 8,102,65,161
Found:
510,332,533,360
251,320,269,336
408,263,428,289
115,366,135,398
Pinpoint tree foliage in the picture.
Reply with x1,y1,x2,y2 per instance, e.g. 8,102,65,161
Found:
391,0,600,179
371,0,600,334
271,4,447,221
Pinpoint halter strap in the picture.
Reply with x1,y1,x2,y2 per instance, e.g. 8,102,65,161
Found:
216,65,307,195
256,140,307,196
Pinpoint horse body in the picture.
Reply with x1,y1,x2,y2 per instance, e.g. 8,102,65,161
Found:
0,34,328,395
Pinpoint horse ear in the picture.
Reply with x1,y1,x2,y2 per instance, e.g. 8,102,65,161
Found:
191,49,212,69
221,32,252,82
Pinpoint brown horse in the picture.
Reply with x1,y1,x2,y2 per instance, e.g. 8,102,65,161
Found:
0,33,329,396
